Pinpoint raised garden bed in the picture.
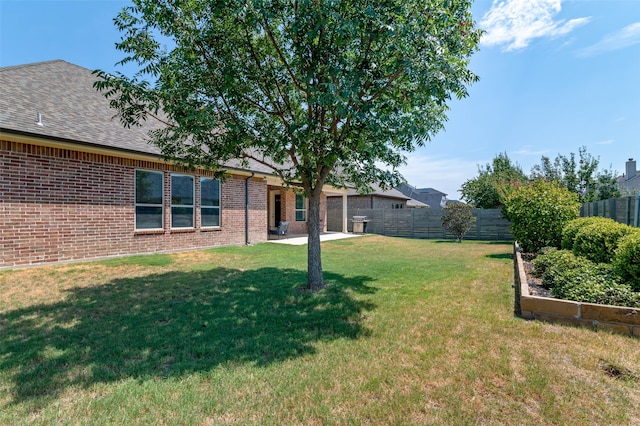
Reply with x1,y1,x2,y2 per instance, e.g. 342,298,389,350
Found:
513,242,640,337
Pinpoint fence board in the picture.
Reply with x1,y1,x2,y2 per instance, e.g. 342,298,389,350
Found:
581,195,640,227
327,208,512,240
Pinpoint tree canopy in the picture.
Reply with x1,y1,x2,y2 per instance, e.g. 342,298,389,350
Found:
530,146,620,203
95,0,481,290
459,152,528,209
462,148,621,211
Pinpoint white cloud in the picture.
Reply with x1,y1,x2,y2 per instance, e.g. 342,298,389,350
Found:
596,139,614,145
398,153,487,200
578,22,640,57
510,147,550,156
480,0,590,51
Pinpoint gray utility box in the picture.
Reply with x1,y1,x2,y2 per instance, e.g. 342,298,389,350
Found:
351,215,370,234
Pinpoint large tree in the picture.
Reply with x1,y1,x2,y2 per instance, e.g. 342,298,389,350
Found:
95,0,481,290
460,152,528,209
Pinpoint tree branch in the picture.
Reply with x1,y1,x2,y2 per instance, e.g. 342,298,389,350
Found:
363,67,404,103
260,17,309,96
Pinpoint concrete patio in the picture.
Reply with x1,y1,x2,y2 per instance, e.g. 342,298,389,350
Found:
267,232,364,246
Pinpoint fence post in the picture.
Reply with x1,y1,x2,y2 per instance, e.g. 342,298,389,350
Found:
609,198,616,222
411,208,415,238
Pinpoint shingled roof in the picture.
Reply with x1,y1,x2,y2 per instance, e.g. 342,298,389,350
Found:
0,60,274,174
335,185,413,200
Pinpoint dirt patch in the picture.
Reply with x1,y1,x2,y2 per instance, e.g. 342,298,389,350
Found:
599,359,640,382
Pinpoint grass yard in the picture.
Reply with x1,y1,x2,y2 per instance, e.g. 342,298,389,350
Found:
1,235,639,425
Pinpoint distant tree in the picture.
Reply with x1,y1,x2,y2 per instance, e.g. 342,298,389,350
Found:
460,152,528,209
441,202,476,242
595,167,621,200
529,155,562,182
530,146,619,202
94,0,481,291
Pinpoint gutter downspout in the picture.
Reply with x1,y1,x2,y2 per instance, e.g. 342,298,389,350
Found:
245,172,255,245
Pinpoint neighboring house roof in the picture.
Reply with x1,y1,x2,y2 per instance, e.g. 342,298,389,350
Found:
415,187,446,195
326,184,430,207
0,60,275,176
406,198,430,208
396,182,448,207
396,182,447,197
340,185,411,201
327,184,410,200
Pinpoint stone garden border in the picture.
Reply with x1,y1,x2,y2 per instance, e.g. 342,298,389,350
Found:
513,242,640,338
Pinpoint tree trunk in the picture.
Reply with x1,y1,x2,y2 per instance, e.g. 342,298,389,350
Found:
306,189,324,291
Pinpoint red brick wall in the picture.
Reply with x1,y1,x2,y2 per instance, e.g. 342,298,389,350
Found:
278,189,327,234
0,140,267,268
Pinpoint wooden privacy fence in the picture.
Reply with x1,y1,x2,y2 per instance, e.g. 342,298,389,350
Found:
581,195,640,227
327,208,512,240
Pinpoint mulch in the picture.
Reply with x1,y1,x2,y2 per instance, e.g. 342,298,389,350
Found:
520,252,552,298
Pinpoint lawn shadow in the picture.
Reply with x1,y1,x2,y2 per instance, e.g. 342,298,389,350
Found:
433,240,513,245
0,267,376,405
485,253,513,260
481,241,513,246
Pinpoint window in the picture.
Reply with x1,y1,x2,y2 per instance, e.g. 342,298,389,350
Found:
200,177,220,227
171,174,194,228
135,170,164,230
295,193,306,221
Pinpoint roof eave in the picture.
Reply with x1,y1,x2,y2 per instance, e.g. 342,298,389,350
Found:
0,128,274,179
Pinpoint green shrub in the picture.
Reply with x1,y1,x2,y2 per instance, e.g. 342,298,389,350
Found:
551,263,640,308
572,219,633,264
561,217,612,250
532,249,588,289
612,231,640,291
441,202,476,242
504,180,580,253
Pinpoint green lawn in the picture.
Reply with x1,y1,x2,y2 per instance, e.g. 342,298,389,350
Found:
1,236,638,425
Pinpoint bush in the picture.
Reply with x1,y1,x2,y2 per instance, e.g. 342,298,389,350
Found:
441,202,476,242
561,217,612,250
612,231,640,291
504,180,580,253
551,263,640,308
532,249,588,289
572,219,633,264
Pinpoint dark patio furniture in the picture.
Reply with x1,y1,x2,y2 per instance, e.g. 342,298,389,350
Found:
269,221,289,239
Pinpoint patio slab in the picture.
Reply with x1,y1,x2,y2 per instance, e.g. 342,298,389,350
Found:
267,232,364,246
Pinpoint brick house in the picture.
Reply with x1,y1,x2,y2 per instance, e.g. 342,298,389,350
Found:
0,60,348,268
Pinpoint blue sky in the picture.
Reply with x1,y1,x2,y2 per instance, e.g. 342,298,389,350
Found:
1,0,639,200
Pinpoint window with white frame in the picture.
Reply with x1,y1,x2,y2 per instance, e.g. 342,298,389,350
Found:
135,170,164,230
171,174,194,228
200,177,220,227
295,193,306,221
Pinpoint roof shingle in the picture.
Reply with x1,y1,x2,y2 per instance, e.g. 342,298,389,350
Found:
0,60,277,175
